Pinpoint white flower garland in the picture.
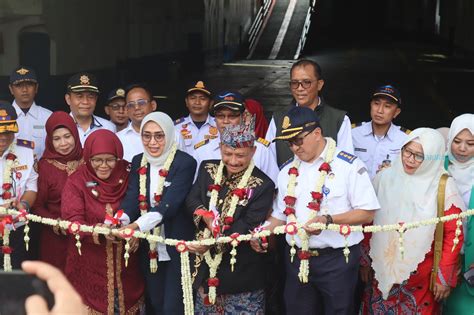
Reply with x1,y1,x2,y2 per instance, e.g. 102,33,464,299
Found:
2,229,11,271
202,160,255,304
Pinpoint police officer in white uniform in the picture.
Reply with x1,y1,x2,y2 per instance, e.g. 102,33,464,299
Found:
193,91,279,181
352,85,410,179
253,106,379,314
117,83,157,162
9,66,52,159
65,72,115,146
174,81,219,155
0,101,38,269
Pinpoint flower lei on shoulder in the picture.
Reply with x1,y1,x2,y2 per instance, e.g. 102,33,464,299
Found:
196,160,255,304
135,143,177,272
283,138,337,283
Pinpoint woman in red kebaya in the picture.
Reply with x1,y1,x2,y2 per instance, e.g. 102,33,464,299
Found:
33,111,83,270
61,129,144,314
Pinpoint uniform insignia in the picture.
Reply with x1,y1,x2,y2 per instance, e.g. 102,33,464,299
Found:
358,167,367,175
184,135,192,140
279,157,294,170
194,139,210,150
337,151,357,164
174,117,186,125
322,185,330,196
256,137,270,147
209,126,218,136
224,95,235,101
116,88,125,97
80,75,90,85
16,68,29,75
354,147,367,152
400,126,411,135
282,116,291,129
16,139,35,149
351,122,363,129
181,123,188,129
196,81,205,89
14,165,28,171
0,110,7,117
180,129,190,136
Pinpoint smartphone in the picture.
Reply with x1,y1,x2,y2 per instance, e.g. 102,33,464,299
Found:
0,270,54,315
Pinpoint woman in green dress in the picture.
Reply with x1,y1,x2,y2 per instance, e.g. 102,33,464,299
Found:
444,113,474,314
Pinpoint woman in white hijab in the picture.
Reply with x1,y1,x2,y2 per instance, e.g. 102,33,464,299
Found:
360,128,465,315
444,113,474,315
118,112,197,314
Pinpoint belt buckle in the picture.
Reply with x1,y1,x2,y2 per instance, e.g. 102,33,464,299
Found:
309,249,319,257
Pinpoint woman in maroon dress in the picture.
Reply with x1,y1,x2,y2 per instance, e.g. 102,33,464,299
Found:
61,129,144,314
33,111,83,270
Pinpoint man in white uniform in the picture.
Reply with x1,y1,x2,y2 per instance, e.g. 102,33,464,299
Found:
0,101,38,269
253,106,379,314
104,87,129,132
352,85,411,179
174,81,219,155
193,90,279,181
9,66,52,158
65,72,115,145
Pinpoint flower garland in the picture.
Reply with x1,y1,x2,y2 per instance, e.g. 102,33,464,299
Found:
2,144,20,201
200,161,255,304
282,138,336,283
176,242,193,315
452,218,462,252
137,143,177,272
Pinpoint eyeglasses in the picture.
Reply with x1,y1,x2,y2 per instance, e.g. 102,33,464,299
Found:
286,131,312,147
289,79,318,90
214,112,241,121
141,132,165,143
107,103,126,111
90,157,118,167
126,99,150,109
402,147,424,162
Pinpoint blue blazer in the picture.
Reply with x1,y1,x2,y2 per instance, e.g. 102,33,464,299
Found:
120,150,197,247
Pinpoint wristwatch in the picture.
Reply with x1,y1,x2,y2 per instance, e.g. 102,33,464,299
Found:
324,214,333,226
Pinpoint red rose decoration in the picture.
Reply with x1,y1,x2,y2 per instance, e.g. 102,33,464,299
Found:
2,183,12,190
175,241,188,253
288,167,299,176
148,250,158,259
310,191,323,201
154,194,162,203
2,191,12,199
138,194,146,202
224,216,234,225
207,277,220,287
339,224,351,236
307,202,320,212
6,153,16,161
284,222,298,235
232,188,246,200
137,166,147,175
139,202,148,210
159,169,168,177
1,246,12,254
283,207,296,216
319,162,331,173
222,225,231,232
16,172,22,180
298,250,311,260
208,184,221,192
283,195,297,206
230,233,240,239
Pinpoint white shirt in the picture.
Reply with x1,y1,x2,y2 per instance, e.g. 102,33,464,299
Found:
352,122,409,179
70,113,116,146
271,140,380,249
117,125,143,162
174,115,219,155
265,102,354,158
193,137,279,181
12,101,52,159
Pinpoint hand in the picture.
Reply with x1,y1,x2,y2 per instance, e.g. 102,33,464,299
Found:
187,244,210,255
360,265,373,283
95,223,118,242
22,261,87,315
250,237,268,253
303,216,327,235
433,283,451,301
113,223,139,239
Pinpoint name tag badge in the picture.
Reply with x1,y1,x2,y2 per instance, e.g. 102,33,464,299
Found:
33,125,44,129
14,165,28,171
354,147,367,152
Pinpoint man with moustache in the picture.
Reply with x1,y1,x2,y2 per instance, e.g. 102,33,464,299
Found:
265,59,354,167
104,87,129,132
65,72,115,145
117,83,157,162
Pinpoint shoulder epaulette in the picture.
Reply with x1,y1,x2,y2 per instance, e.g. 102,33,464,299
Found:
337,151,357,164
194,139,210,150
279,157,294,170
351,122,363,129
256,137,270,147
174,117,186,126
16,139,35,149
399,126,411,135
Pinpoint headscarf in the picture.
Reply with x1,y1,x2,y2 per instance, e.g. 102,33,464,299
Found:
41,111,82,163
245,98,269,139
140,112,176,167
76,129,129,203
370,128,447,299
446,113,474,206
